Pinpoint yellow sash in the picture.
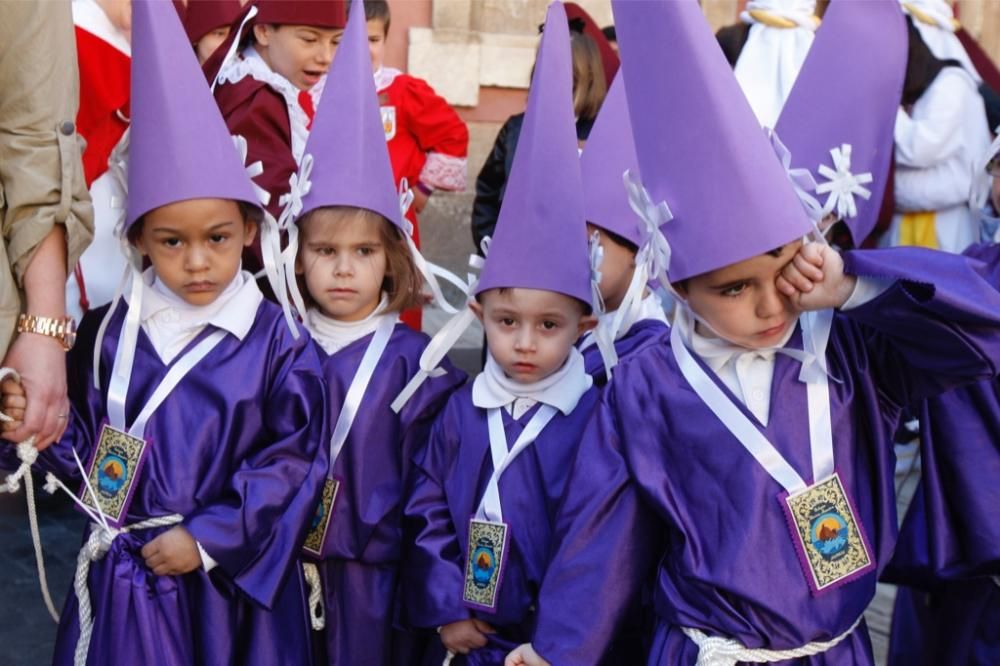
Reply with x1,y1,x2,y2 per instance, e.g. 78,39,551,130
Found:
898,211,939,249
747,9,821,29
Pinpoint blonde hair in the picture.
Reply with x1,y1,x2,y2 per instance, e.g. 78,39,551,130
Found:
297,206,423,314
571,31,607,121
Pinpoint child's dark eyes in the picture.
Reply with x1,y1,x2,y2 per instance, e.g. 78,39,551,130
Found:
357,246,374,257
300,36,318,44
720,283,748,297
209,234,229,244
161,238,181,248
499,317,516,327
541,320,559,330
314,246,334,256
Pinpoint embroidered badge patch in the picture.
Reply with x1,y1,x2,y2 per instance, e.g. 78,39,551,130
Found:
463,518,509,611
380,106,397,141
302,477,340,558
782,473,875,595
79,424,148,527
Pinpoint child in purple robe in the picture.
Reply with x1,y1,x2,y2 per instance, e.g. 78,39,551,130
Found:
575,74,668,384
507,2,1000,666
276,7,466,665
397,6,601,664
881,135,1000,666
0,2,330,665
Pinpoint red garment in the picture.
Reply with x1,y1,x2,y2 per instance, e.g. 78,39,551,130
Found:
74,26,130,187
377,71,469,331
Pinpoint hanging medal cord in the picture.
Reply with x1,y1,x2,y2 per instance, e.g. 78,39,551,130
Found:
303,314,397,631
478,405,558,523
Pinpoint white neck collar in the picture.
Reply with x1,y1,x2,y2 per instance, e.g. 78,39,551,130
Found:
472,347,592,416
305,295,397,355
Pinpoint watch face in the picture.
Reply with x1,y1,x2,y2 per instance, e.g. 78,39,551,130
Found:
63,330,77,350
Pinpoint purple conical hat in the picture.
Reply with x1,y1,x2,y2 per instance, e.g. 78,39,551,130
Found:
580,73,643,247
475,1,592,309
774,0,906,245
296,0,402,227
126,0,260,230
613,0,813,282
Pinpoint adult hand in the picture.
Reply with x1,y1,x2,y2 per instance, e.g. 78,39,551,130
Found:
2,334,69,449
412,186,430,215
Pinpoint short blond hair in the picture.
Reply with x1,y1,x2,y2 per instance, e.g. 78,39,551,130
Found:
571,31,607,121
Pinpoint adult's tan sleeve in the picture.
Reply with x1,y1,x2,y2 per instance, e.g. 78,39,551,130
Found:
0,1,94,285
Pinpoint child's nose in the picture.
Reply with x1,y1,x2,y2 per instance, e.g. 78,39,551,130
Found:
757,282,787,319
185,246,210,271
513,328,536,352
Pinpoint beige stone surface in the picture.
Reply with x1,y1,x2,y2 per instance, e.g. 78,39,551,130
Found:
479,32,540,88
958,0,1000,70
408,27,482,106
433,0,473,31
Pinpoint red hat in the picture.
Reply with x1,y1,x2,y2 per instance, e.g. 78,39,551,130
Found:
564,2,619,87
255,0,347,29
183,0,243,44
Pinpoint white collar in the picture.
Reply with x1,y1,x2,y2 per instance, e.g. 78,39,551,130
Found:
305,295,398,355
133,268,262,342
373,66,402,92
472,347,592,417
217,46,310,162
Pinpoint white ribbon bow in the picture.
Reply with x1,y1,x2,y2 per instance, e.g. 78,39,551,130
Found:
278,154,314,229
767,129,824,222
232,134,271,208
815,144,872,220
623,169,674,290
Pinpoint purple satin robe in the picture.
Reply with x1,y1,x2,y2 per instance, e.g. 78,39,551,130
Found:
310,324,466,666
529,247,1000,665
882,242,1000,665
580,318,669,385
40,298,330,666
402,382,600,666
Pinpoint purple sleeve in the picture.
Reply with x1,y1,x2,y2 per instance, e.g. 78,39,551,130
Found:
532,387,661,666
184,339,330,609
400,400,470,630
842,246,1000,408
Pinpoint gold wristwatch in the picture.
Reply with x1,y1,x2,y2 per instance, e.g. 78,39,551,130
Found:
16,314,77,351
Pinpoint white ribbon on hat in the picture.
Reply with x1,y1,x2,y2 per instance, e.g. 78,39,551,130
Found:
586,230,622,377
232,134,271,208
390,239,489,413
396,178,467,315
767,129,824,222
815,144,872,220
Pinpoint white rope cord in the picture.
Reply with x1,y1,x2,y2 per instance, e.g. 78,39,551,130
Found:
302,562,325,631
442,650,455,666
38,450,183,666
682,616,862,666
0,367,60,622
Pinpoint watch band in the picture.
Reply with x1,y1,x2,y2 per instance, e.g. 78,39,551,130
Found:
16,314,77,351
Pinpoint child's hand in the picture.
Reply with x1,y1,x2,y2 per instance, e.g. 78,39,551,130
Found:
776,241,856,311
440,618,496,654
1,379,27,435
505,643,551,666
141,526,202,576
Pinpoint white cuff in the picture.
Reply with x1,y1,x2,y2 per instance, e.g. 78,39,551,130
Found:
196,541,218,572
841,276,894,310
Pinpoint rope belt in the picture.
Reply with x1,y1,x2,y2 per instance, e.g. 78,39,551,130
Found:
72,514,184,666
681,616,863,666
302,562,325,631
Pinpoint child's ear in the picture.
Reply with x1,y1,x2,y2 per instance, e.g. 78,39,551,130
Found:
243,220,258,247
252,24,272,46
469,300,484,323
132,236,149,257
577,313,598,335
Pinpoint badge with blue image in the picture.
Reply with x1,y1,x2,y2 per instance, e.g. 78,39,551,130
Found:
463,518,509,611
79,424,149,527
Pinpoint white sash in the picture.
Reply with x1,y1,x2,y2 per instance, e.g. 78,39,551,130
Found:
475,405,558,522
670,308,834,493
327,315,396,466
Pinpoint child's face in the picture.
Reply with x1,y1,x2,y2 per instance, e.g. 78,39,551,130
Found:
674,241,802,349
366,18,387,72
195,27,231,65
134,198,255,307
296,210,387,322
587,224,636,312
253,24,340,90
472,288,596,384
